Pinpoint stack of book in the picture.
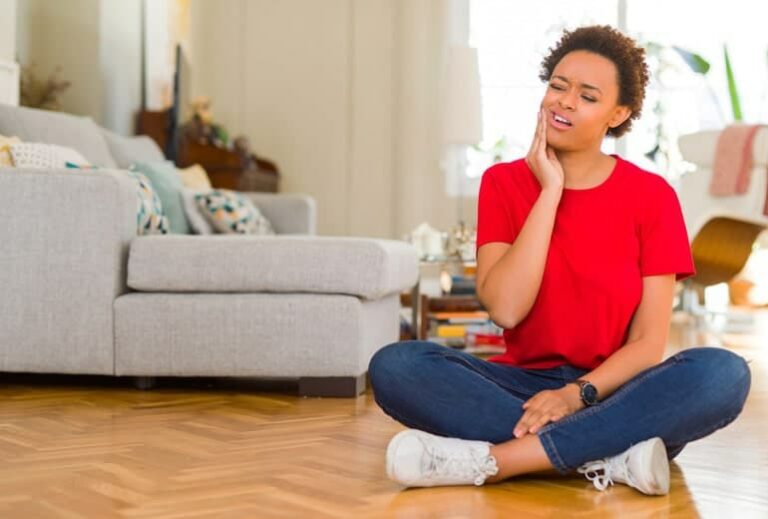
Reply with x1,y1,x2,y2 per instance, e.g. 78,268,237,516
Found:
430,310,505,354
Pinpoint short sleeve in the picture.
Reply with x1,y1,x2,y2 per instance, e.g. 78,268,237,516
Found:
638,180,696,281
476,167,518,253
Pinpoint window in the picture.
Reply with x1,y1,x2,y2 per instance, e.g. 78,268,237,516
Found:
467,0,768,184
467,0,619,181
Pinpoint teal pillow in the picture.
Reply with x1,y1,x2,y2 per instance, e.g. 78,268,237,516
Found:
130,161,191,234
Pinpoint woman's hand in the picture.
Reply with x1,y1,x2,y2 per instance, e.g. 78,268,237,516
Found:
513,385,584,438
525,108,565,193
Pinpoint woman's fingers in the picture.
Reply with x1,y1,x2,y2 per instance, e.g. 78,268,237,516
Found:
516,411,553,437
538,108,548,155
528,109,542,161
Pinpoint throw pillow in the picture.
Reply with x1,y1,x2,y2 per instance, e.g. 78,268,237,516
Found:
194,189,275,235
9,142,89,168
0,135,21,167
64,162,169,235
127,170,170,235
181,187,214,235
130,161,191,234
178,163,213,190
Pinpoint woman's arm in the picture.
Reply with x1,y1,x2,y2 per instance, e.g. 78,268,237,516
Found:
513,274,678,437
568,273,678,401
476,108,565,329
476,188,561,328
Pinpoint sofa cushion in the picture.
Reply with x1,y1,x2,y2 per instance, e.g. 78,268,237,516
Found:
181,188,214,235
0,105,116,167
9,142,89,168
101,129,165,168
130,161,191,234
178,164,213,190
125,170,170,235
127,235,419,300
0,135,22,167
195,189,275,235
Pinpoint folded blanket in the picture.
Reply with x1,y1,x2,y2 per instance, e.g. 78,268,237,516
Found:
710,124,764,196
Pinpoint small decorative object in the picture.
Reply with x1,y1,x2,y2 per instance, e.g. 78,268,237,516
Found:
182,96,229,148
233,135,258,170
19,64,71,111
446,221,477,261
409,222,447,260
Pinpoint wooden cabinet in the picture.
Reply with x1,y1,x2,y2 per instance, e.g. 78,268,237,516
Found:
136,109,280,192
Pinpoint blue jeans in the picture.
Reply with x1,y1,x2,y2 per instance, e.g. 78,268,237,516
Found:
368,341,751,474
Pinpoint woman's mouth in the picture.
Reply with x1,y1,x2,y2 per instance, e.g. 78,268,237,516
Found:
549,110,573,130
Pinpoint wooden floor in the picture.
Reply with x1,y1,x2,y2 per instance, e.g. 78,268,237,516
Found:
0,310,766,518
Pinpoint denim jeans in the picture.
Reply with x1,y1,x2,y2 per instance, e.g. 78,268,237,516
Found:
368,341,751,474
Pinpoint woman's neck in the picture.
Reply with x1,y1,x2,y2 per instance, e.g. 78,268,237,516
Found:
554,147,614,189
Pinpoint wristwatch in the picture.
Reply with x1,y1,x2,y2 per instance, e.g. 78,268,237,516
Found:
570,379,599,407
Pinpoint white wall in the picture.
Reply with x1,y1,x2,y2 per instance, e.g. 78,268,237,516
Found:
0,0,19,106
191,0,477,238
16,0,142,133
16,0,103,120
0,0,17,61
99,0,142,135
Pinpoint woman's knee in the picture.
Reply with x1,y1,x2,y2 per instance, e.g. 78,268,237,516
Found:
368,341,440,392
678,347,751,409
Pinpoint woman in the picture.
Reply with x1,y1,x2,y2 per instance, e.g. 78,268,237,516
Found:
368,25,751,496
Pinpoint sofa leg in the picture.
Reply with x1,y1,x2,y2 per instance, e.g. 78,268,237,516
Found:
298,373,367,397
134,376,157,390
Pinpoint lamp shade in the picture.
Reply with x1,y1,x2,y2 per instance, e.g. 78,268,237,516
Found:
442,46,483,145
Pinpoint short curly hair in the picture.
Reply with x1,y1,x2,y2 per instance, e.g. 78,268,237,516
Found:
538,25,649,138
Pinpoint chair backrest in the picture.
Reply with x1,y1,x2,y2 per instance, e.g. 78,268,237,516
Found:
678,128,768,239
690,216,765,287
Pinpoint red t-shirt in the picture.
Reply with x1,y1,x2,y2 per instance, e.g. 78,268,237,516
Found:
476,155,695,370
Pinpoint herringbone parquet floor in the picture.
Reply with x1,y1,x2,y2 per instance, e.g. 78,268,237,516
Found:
0,310,766,518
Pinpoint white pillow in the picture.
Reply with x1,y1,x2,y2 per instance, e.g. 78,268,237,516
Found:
9,142,89,168
181,187,214,235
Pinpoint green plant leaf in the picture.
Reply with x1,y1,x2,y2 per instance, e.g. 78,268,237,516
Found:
724,44,743,121
672,46,710,74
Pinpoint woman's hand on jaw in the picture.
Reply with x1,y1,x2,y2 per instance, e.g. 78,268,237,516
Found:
525,107,565,193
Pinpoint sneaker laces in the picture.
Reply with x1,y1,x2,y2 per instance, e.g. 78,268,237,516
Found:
577,450,637,491
424,444,499,486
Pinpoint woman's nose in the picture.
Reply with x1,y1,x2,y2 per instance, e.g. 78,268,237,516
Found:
558,92,576,110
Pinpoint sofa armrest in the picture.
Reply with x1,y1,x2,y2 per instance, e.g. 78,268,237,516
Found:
240,192,317,235
128,235,419,300
0,168,136,374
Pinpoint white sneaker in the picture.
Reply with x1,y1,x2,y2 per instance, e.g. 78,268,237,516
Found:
386,429,499,487
577,437,670,495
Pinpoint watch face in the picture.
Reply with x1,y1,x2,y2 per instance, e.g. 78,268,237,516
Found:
581,383,599,405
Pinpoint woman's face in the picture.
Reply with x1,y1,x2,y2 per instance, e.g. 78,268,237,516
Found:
540,50,631,152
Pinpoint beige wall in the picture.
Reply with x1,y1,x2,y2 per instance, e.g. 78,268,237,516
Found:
16,0,103,121
16,0,142,134
0,0,17,61
190,0,478,238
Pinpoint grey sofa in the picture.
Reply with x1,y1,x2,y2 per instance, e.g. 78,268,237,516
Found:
0,104,418,397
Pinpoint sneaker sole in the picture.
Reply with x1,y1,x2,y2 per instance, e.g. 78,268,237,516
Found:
640,438,670,495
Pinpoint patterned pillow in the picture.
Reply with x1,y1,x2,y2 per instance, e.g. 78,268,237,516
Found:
194,189,275,235
0,135,22,167
126,170,170,235
9,142,89,168
181,188,214,235
65,162,169,236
